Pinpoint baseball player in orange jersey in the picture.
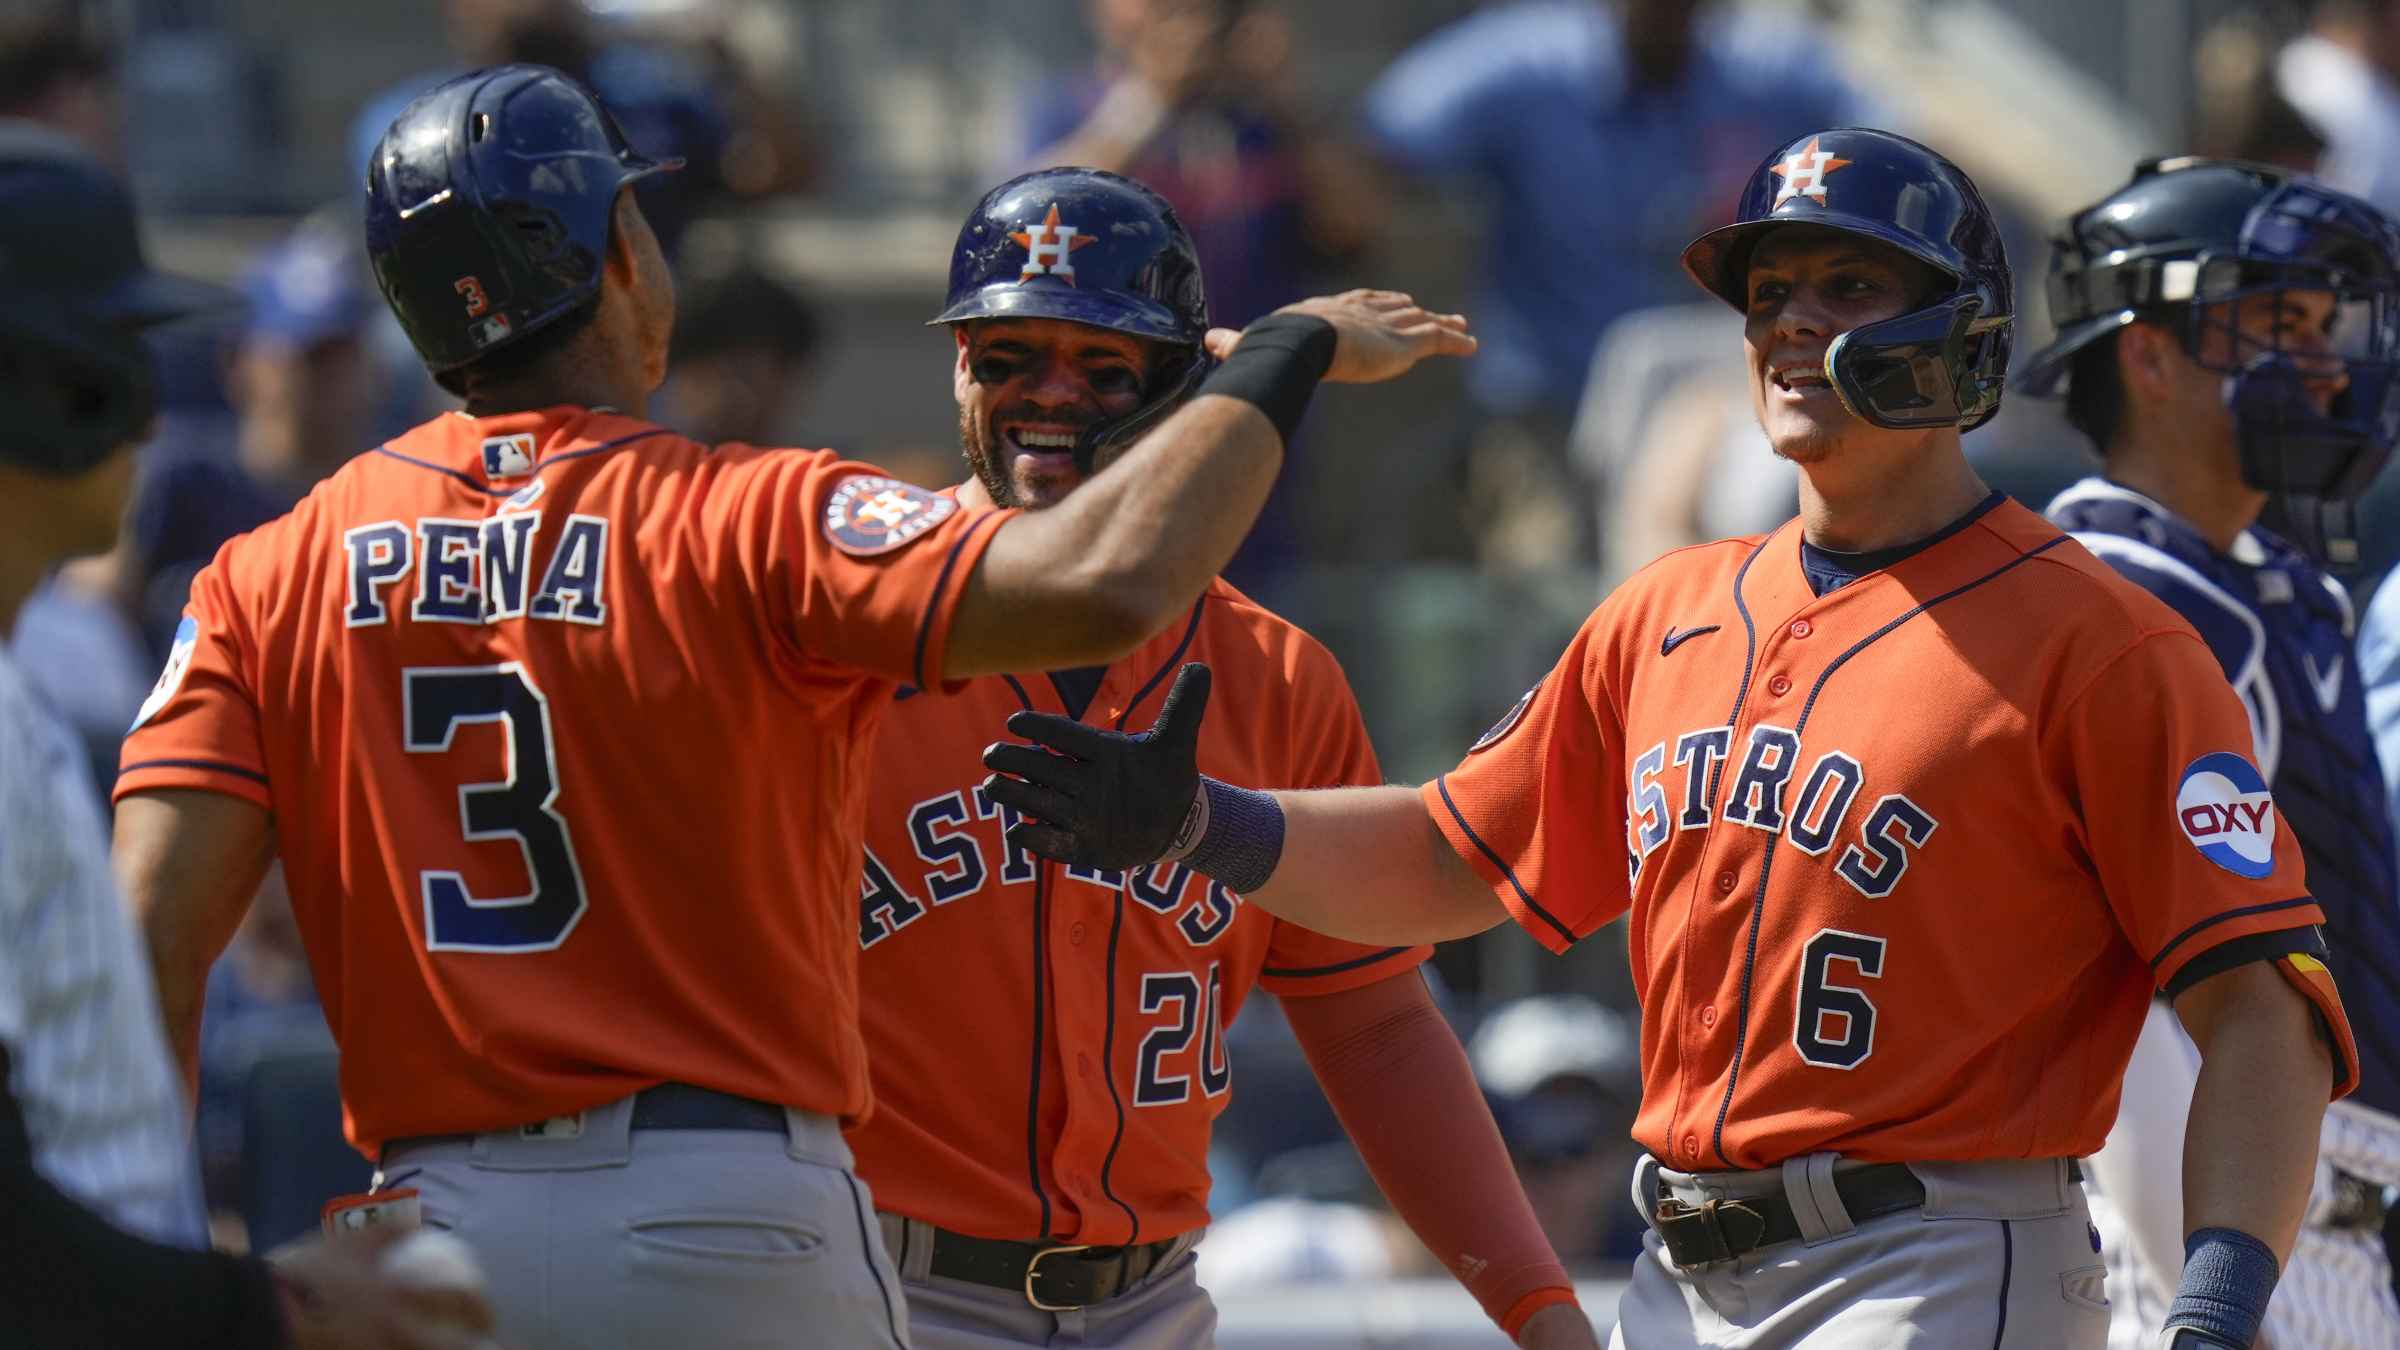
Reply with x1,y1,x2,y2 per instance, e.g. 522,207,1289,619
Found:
102,68,1471,1350
847,167,1596,1349
981,128,2362,1350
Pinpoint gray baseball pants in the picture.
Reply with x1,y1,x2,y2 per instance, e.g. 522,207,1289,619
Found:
1609,1152,2110,1349
876,1212,1214,1348
376,1094,909,1350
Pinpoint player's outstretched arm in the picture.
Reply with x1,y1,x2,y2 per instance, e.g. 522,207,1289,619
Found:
941,292,1473,679
1282,971,1594,1348
2160,959,2335,1347
111,789,276,1098
980,663,1506,942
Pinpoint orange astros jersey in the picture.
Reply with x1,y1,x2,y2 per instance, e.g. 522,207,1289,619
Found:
116,407,1013,1151
848,576,1429,1246
1425,498,2359,1172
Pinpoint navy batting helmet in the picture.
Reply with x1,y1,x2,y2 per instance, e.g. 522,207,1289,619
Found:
364,64,681,374
931,167,1210,473
0,124,233,476
1682,127,2014,432
2018,158,2400,566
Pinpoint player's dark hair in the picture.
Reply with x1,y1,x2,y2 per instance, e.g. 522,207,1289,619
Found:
2064,331,2126,453
433,298,601,401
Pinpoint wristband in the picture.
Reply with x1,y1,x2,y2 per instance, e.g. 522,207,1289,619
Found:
1199,313,1336,446
2163,1226,2278,1348
1163,776,1285,895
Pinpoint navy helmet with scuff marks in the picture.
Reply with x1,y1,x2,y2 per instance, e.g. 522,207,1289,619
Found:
364,64,682,374
931,167,1212,471
1681,127,2014,432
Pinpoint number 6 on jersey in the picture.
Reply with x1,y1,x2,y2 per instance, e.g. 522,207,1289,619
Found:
404,664,589,951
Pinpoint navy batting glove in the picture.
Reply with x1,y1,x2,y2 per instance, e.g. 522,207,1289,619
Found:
2160,1227,2278,1349
982,663,1213,872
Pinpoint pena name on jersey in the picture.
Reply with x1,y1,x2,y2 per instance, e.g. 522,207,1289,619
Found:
117,408,1014,1150
848,578,1429,1248
1424,497,2358,1172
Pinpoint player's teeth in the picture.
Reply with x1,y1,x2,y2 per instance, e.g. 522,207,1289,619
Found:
1016,432,1076,449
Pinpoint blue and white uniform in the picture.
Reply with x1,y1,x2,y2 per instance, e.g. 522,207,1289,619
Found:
2051,476,2400,1350
0,645,205,1246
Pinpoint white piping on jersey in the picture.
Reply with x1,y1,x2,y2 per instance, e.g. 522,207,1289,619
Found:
2066,530,2281,779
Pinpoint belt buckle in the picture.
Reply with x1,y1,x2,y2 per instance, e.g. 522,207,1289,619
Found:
1023,1243,1094,1312
1657,1196,1764,1264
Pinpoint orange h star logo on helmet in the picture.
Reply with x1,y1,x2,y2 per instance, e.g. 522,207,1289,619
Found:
1010,203,1095,283
1772,137,1854,207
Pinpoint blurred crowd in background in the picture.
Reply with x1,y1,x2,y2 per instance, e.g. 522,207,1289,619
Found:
15,0,2400,1291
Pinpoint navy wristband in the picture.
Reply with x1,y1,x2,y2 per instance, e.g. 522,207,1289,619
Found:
2164,1226,2278,1348
1198,313,1336,446
1166,776,1286,895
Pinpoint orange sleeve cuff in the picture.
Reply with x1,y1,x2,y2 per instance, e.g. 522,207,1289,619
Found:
2275,950,2360,1100
1282,971,1578,1333
1499,1285,1582,1341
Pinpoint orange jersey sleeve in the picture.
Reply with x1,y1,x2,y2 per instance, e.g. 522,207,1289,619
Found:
1420,605,1632,954
2052,627,2357,1095
117,528,277,810
729,456,1015,692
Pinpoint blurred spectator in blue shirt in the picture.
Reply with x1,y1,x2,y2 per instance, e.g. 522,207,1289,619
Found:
1363,0,1871,427
130,216,376,650
1015,0,1385,599
1017,0,1382,329
10,214,376,793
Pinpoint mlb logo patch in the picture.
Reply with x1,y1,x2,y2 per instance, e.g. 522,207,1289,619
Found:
823,476,957,555
483,434,537,480
2175,750,2276,878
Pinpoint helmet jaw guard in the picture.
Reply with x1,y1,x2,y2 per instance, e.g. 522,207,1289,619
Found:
1827,292,2012,431
933,167,1214,475
1680,127,2015,433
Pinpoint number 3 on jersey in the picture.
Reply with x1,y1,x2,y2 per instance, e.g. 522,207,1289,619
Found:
404,664,589,951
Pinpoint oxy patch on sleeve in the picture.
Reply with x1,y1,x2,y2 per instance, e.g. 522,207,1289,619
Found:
823,476,958,556
2176,749,2276,878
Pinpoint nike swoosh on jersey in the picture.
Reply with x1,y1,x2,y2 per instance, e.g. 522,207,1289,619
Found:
2304,651,2345,714
1661,625,1721,656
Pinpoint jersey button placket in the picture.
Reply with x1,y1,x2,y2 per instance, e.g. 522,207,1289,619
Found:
1767,674,1792,697
1699,1004,1716,1029
1715,870,1737,895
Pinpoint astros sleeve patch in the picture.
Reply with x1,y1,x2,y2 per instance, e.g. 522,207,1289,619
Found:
823,476,958,556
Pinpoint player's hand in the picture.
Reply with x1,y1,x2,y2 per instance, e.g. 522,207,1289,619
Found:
1515,1301,1603,1349
273,1226,501,1350
2158,1328,2246,1349
1203,289,1475,384
981,662,1212,870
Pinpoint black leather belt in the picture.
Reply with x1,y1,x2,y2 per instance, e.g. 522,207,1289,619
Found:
1652,1161,2084,1266
912,1226,1180,1312
625,1083,786,1132
391,1083,786,1153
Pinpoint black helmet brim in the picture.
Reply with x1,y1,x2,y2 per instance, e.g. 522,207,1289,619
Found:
2014,310,2137,398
